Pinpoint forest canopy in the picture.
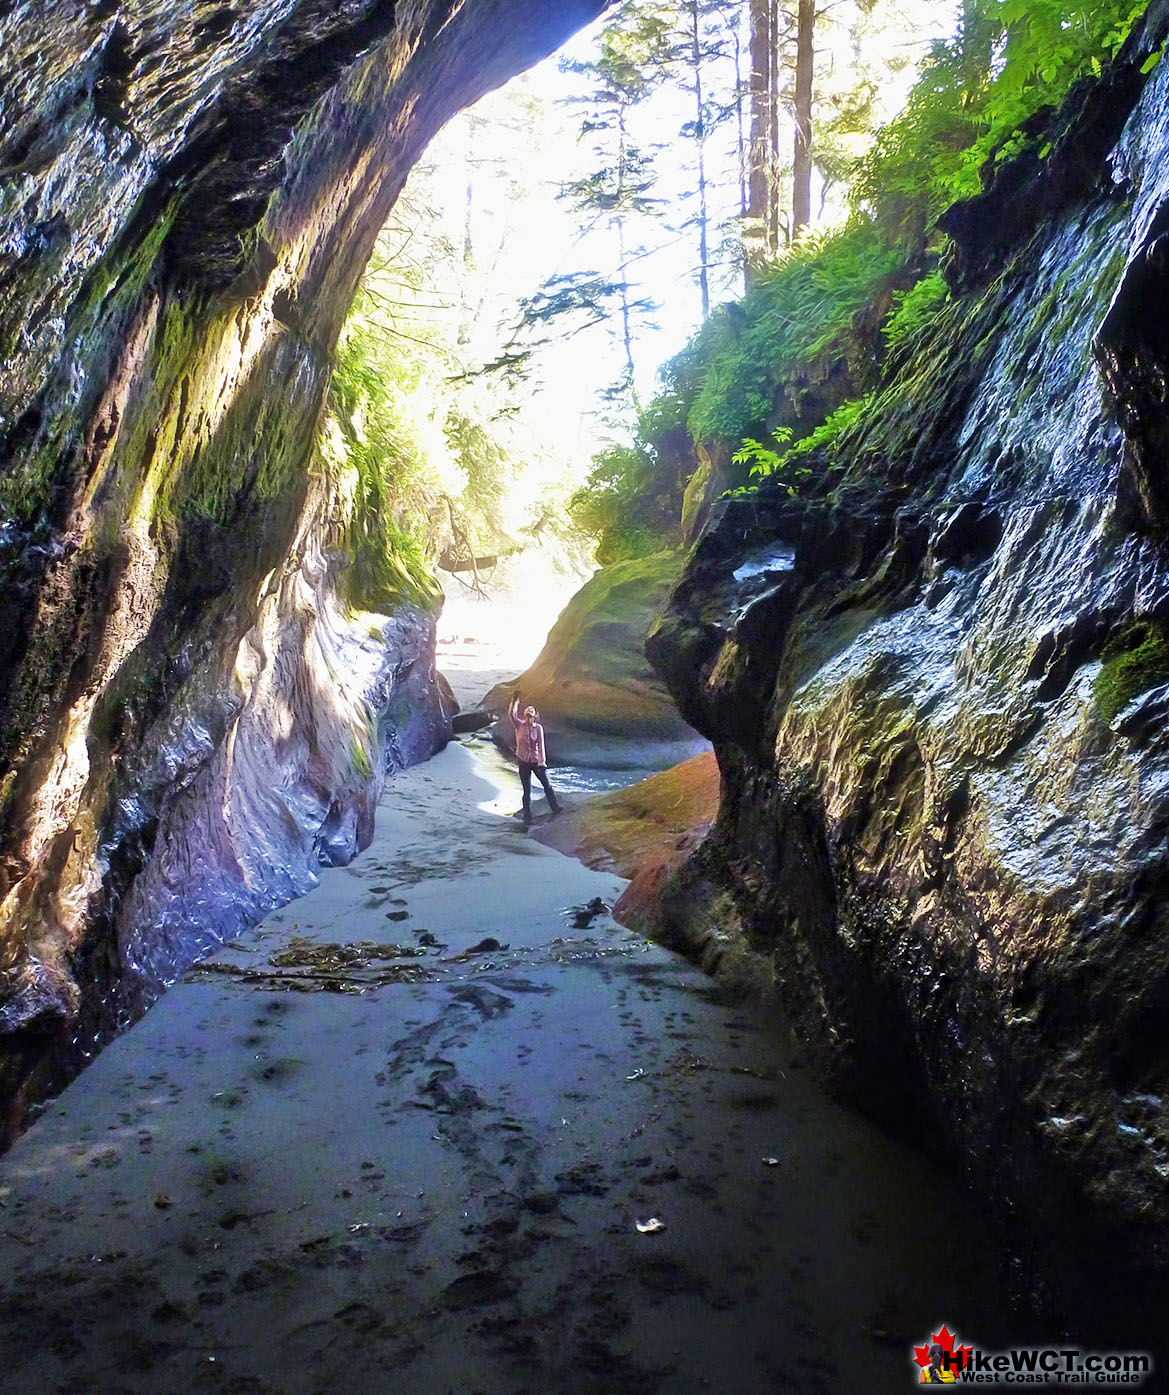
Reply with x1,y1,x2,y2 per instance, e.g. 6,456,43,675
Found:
325,0,1153,583
565,0,1150,562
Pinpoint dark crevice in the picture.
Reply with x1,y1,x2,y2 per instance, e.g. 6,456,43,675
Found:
193,6,237,48
92,18,135,129
1096,199,1169,532
160,0,401,290
1027,611,1112,703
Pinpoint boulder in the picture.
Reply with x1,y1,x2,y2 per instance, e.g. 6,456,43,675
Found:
484,552,708,769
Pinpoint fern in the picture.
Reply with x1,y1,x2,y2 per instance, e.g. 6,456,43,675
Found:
610,0,1154,523
681,219,902,444
788,393,875,460
732,430,794,479
883,271,950,350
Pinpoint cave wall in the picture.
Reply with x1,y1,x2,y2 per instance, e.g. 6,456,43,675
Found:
0,0,608,1136
647,0,1169,1309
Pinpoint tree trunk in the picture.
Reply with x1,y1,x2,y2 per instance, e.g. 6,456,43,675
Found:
457,171,474,345
791,0,814,236
726,5,748,293
615,105,640,411
688,0,710,319
731,14,747,224
746,0,771,277
959,0,997,104
767,0,781,251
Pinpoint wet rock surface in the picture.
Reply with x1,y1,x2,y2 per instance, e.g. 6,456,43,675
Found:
645,0,1169,1326
0,742,1015,1394
0,0,605,1133
484,554,709,770
534,751,720,934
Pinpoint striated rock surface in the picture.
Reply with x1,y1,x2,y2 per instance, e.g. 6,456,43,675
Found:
485,552,709,769
0,0,605,1136
647,0,1169,1316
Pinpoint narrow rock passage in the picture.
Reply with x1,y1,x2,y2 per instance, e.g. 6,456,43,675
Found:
0,740,1011,1395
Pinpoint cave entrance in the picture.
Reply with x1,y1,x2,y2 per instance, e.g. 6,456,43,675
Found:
324,1,951,750
324,9,744,703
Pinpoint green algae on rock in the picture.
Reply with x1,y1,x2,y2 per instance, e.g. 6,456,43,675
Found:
1093,620,1169,721
485,552,710,770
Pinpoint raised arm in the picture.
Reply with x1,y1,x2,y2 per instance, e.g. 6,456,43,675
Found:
508,693,521,726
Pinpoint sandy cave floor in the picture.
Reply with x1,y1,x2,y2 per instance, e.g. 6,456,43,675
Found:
0,701,1017,1394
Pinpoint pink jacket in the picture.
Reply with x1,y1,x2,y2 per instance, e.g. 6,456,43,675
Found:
510,699,547,766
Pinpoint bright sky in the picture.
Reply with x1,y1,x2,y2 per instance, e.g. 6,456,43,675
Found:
397,0,962,480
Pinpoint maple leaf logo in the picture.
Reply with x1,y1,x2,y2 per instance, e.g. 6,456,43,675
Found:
912,1323,973,1374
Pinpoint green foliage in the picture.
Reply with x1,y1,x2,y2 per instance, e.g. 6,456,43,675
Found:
727,429,810,497
731,431,793,478
728,395,875,498
326,327,441,612
322,167,558,609
853,0,1151,238
678,220,903,443
443,411,508,534
849,40,982,239
567,1,675,104
788,392,875,461
568,389,693,563
1093,621,1169,721
569,442,665,565
883,270,950,350
348,735,374,780
613,0,1153,523
1140,40,1165,75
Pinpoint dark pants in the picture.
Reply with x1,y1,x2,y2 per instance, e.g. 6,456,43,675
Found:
519,762,559,824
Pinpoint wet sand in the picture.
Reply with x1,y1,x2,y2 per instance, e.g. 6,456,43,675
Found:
0,736,1015,1395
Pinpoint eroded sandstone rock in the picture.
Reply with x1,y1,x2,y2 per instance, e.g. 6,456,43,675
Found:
646,0,1169,1319
0,0,605,1136
485,552,709,770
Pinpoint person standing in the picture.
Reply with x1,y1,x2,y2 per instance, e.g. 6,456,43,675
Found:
508,694,560,828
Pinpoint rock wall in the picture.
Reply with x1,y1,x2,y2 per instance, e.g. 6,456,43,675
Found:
647,0,1169,1316
0,0,606,1137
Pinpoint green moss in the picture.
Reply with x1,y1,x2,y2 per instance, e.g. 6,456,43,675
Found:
882,270,949,350
318,327,444,612
1021,217,1129,369
0,438,62,520
528,551,682,690
0,202,181,522
1094,621,1169,721
349,736,373,779
342,520,441,613
0,768,17,821
80,197,178,324
679,458,712,537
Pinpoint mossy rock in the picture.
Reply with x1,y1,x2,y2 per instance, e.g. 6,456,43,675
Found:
1094,621,1169,722
483,552,708,769
532,751,719,929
